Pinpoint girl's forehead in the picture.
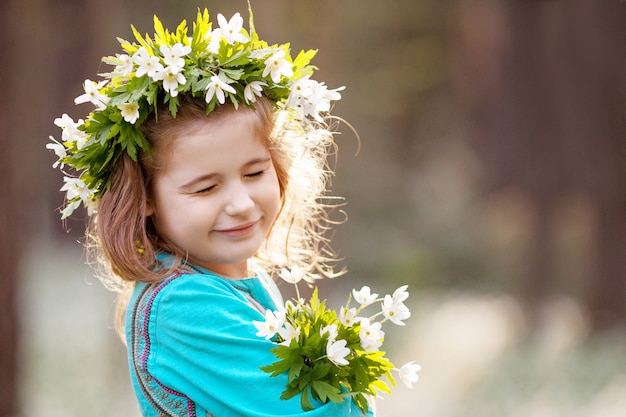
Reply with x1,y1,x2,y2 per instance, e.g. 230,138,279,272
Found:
176,106,262,138
160,111,269,167
155,108,266,160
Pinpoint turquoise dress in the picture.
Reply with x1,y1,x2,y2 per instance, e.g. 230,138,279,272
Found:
125,257,370,416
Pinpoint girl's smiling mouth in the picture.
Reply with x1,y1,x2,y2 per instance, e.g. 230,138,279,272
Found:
215,221,259,237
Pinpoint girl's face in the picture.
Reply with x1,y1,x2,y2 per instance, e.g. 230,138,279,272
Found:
148,108,281,279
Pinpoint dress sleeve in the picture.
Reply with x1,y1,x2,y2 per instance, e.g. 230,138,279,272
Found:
145,275,369,417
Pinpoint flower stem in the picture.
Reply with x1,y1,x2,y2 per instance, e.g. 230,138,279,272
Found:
369,311,386,323
294,282,302,304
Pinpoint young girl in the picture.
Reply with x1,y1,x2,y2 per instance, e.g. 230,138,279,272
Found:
48,8,373,417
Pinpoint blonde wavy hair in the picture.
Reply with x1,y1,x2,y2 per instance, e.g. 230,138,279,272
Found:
86,95,344,334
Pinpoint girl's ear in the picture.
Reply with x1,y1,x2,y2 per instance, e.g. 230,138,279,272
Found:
145,200,154,217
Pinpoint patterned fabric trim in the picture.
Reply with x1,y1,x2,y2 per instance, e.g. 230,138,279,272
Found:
129,274,198,417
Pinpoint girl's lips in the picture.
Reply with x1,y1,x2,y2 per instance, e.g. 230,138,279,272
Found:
215,221,258,237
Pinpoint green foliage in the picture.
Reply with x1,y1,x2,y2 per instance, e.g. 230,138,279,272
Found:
260,287,401,414
48,6,341,219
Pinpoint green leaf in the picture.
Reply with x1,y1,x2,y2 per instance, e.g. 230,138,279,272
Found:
107,123,120,140
220,67,244,80
145,82,159,105
311,380,342,403
93,124,115,145
287,355,304,381
192,9,207,42
124,139,138,161
260,359,291,377
131,25,151,51
279,386,301,401
221,50,250,68
310,362,331,380
297,372,312,390
310,287,320,312
168,95,180,117
230,93,240,110
293,49,317,70
371,378,392,395
205,98,217,114
300,389,314,412
135,131,151,155
153,15,167,45
175,19,188,43
96,147,118,175
272,345,295,360
109,91,134,106
194,72,212,92
354,393,370,415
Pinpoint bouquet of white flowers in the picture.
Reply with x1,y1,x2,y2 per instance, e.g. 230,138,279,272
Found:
253,267,420,414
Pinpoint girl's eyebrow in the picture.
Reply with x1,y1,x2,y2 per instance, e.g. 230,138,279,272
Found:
179,157,272,190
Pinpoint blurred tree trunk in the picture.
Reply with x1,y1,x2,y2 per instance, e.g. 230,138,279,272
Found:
0,0,20,413
456,0,626,330
569,1,626,332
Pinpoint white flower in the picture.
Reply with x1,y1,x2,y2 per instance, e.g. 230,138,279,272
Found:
287,76,343,121
117,102,140,124
74,79,110,110
133,47,164,79
279,266,306,284
84,197,98,217
321,323,338,340
249,48,275,59
262,49,293,83
253,309,285,339
287,76,316,103
54,114,88,149
205,75,236,104
326,338,350,366
359,318,384,352
352,286,378,307
277,322,300,346
398,361,421,388
215,13,248,44
60,177,91,203
46,137,66,168
54,113,77,131
381,295,411,326
153,66,186,97
74,132,88,150
284,299,298,312
305,128,331,146
111,53,134,76
391,285,409,304
243,81,267,103
339,307,359,327
160,43,191,72
60,200,81,219
202,26,214,40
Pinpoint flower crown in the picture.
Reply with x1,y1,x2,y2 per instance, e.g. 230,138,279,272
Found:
47,7,343,219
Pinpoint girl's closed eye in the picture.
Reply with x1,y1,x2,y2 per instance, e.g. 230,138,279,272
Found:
246,170,265,178
195,184,217,194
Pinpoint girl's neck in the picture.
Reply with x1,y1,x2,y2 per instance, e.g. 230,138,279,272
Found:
185,258,252,280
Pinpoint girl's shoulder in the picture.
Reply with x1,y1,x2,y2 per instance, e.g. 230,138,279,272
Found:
125,270,253,373
129,270,241,317
127,266,277,331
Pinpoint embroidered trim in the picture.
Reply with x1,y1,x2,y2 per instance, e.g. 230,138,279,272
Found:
128,267,269,416
232,284,253,297
130,274,197,417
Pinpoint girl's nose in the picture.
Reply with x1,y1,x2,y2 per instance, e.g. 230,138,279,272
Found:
224,182,255,216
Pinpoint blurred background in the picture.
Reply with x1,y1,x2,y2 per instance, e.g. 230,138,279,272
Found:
1,0,626,415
